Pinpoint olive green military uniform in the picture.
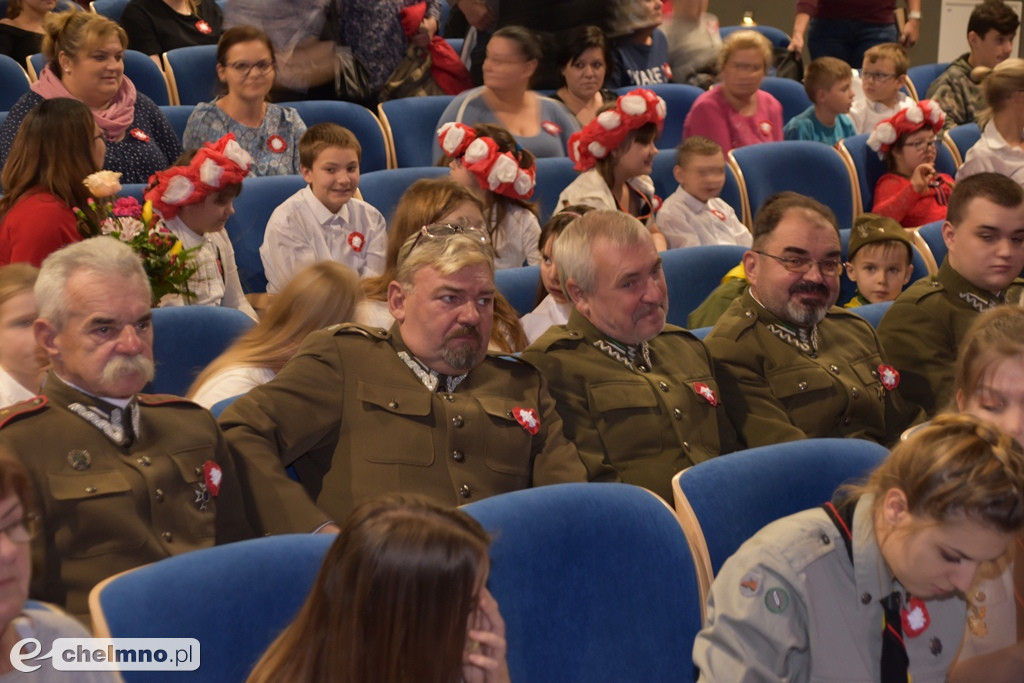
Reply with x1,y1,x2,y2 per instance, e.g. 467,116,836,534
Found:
686,264,747,329
220,324,589,523
521,310,735,502
0,375,262,619
705,290,921,448
877,260,1024,417
693,495,966,682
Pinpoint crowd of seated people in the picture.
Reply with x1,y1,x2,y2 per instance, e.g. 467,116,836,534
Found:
2,1,1024,680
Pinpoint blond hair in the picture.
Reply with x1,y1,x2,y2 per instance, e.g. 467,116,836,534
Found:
42,8,127,76
717,29,772,72
975,57,1024,125
863,42,909,76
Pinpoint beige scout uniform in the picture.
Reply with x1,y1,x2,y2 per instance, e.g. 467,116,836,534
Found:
0,375,260,619
704,290,921,448
694,495,967,682
877,261,1024,417
219,324,589,523
521,309,734,502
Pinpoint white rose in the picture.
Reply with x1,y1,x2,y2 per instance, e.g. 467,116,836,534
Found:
199,159,225,188
619,94,646,116
222,139,253,169
488,154,518,190
439,122,465,155
597,110,621,130
83,170,123,198
464,138,489,164
513,169,534,197
162,175,195,205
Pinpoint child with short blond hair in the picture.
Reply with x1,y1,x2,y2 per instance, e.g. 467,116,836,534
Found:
260,123,386,294
850,43,915,134
656,136,751,249
784,56,856,144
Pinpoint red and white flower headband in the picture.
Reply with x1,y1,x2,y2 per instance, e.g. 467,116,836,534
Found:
437,122,536,201
867,99,945,158
145,133,254,219
568,88,666,172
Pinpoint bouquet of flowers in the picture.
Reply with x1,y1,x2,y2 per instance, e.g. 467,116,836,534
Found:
76,171,198,303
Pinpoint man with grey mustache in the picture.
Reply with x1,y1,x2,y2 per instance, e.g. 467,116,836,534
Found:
0,237,265,620
704,192,921,449
522,210,737,503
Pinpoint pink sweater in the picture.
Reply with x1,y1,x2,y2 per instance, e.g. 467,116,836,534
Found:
683,87,783,154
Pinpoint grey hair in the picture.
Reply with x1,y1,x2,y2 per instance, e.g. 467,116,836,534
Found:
36,237,150,330
395,232,495,289
554,210,651,297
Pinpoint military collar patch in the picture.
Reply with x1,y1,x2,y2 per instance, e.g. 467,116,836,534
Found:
396,351,467,393
67,400,139,447
765,322,818,355
593,339,652,372
958,291,1000,313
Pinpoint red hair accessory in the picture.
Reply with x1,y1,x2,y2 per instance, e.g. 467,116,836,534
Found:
145,133,253,219
867,99,945,158
437,122,536,200
568,88,666,172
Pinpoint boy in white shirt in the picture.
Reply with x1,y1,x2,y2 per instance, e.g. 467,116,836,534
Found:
656,136,751,249
261,123,386,294
850,42,915,134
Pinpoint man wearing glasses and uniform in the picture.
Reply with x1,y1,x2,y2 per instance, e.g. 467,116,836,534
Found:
704,192,922,448
221,225,589,523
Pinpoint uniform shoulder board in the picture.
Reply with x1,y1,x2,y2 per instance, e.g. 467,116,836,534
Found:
527,326,583,352
0,395,47,429
487,352,524,364
708,303,758,341
331,323,390,340
137,394,203,407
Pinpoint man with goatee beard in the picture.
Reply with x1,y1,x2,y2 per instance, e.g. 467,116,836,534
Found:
221,226,588,525
522,210,737,503
0,238,264,620
705,192,922,448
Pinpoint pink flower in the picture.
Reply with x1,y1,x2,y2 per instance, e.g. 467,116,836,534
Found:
112,197,142,218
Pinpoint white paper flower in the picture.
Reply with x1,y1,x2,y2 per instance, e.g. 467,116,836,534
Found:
162,175,195,205
570,139,581,161
905,104,924,124
488,154,518,189
438,122,465,155
199,159,224,188
513,169,534,196
464,138,489,164
588,141,607,158
620,94,646,116
655,97,667,119
597,110,621,130
223,139,253,169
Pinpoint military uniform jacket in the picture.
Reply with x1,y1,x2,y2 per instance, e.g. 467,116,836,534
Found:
693,495,966,682
877,260,1024,417
521,310,733,502
705,290,920,448
0,375,256,618
219,324,589,523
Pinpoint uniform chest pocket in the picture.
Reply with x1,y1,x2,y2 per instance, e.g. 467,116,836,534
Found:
357,380,434,466
168,447,220,540
765,364,835,400
587,380,664,460
476,396,533,478
47,469,146,558
850,355,884,388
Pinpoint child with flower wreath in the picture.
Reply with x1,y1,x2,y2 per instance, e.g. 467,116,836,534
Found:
437,122,541,270
867,98,955,228
556,87,668,251
145,133,258,320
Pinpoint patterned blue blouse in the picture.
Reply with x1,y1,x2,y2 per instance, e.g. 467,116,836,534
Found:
182,101,307,176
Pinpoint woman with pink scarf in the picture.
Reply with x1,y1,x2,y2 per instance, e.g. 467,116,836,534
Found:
0,9,181,184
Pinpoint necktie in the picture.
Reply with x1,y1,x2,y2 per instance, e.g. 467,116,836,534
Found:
880,591,909,683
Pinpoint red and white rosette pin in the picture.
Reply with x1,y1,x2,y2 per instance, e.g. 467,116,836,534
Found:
130,128,150,142
512,406,540,435
758,120,773,136
710,208,727,221
348,232,365,252
203,460,222,497
901,597,930,638
267,135,287,154
651,195,662,212
693,382,718,406
195,19,212,34
878,364,900,391
541,120,562,136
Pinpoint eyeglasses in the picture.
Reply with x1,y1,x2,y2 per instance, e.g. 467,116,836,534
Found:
226,60,275,76
0,514,37,544
862,71,897,82
410,224,490,252
903,137,940,153
754,251,843,277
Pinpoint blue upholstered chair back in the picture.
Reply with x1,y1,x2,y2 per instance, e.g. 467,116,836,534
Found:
90,534,335,682
947,122,981,166
464,483,703,683
146,306,255,395
357,166,449,224
661,244,748,327
730,140,856,229
280,100,389,173
673,438,889,612
90,0,130,20
759,76,812,123
162,45,218,106
719,24,791,49
159,104,195,141
906,62,950,101
615,82,703,150
851,300,893,327
533,156,578,223
495,265,541,316
224,174,308,293
916,219,947,267
377,95,455,168
0,54,30,111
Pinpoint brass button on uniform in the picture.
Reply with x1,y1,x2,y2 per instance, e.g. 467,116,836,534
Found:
444,394,455,402
138,456,152,466
829,364,839,374
155,488,164,502
658,381,669,392
459,484,471,498
798,381,808,391
162,532,173,542
84,486,97,494
387,400,398,410
452,415,464,428
851,387,860,399
682,441,690,450
452,450,464,463
672,408,682,421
